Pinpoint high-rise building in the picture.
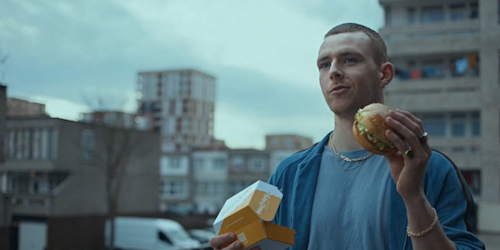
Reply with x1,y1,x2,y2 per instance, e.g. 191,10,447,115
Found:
137,69,216,152
379,0,500,233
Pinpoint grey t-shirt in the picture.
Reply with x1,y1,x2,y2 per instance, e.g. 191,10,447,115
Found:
307,146,391,249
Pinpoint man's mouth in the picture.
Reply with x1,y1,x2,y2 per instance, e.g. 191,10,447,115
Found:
330,85,350,93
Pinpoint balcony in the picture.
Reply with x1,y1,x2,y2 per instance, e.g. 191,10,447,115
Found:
381,19,479,37
380,21,480,57
387,77,480,93
0,161,57,172
429,137,482,168
385,77,481,111
3,193,51,216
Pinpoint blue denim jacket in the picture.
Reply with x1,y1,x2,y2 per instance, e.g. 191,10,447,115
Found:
269,132,484,250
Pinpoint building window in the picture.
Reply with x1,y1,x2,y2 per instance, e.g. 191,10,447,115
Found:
6,131,15,159
7,173,51,195
175,100,182,116
5,128,56,161
451,122,465,137
421,6,445,23
197,182,223,196
194,159,204,170
461,170,481,195
169,157,181,169
396,54,480,81
8,174,30,194
249,157,266,173
161,180,187,199
230,156,245,173
418,112,480,138
451,112,466,137
213,158,226,170
471,112,481,136
421,114,446,137
81,129,95,161
407,7,416,24
469,2,479,19
421,59,446,78
32,129,41,159
181,118,190,133
22,130,31,159
16,131,23,160
449,4,467,21
180,84,189,97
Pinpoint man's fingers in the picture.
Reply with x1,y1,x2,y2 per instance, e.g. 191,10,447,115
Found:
388,110,422,138
395,109,424,129
209,233,238,249
229,241,244,250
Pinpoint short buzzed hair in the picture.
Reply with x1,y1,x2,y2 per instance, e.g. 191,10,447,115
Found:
325,23,388,66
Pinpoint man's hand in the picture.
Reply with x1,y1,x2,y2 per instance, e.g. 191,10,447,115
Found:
209,233,243,250
384,109,432,201
209,233,262,250
385,109,458,250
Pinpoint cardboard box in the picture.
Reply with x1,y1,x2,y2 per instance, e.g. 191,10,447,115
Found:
213,181,295,250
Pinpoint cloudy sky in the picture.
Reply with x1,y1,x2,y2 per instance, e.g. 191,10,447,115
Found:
0,0,384,149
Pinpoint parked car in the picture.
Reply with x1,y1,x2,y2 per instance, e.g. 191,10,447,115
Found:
105,217,201,250
189,229,215,250
189,229,216,244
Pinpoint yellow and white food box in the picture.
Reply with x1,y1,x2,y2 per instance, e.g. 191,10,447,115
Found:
213,181,295,250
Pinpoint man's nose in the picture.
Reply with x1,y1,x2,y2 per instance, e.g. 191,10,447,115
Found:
329,63,344,80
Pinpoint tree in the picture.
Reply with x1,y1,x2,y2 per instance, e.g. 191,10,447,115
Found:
101,127,135,250
81,95,156,250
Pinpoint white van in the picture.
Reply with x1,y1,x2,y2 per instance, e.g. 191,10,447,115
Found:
105,217,201,250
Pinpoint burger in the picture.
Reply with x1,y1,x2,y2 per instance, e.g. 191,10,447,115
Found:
352,103,398,155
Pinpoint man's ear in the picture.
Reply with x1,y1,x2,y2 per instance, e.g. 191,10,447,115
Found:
379,62,395,88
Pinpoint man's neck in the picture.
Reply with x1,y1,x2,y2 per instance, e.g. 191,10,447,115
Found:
332,114,363,151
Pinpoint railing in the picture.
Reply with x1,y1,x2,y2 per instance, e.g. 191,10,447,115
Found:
2,193,51,215
380,20,479,41
386,77,480,95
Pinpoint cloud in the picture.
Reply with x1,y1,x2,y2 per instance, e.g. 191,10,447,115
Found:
0,0,384,149
291,0,384,30
211,64,334,148
27,95,91,121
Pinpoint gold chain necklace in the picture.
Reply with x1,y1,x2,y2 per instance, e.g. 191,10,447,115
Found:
328,133,374,162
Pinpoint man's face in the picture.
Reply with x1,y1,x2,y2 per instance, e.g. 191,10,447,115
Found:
317,31,385,118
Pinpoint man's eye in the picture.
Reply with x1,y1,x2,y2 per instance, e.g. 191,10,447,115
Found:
344,57,356,63
319,62,331,69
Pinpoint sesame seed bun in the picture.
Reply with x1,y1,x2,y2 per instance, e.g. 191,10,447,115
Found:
352,103,398,155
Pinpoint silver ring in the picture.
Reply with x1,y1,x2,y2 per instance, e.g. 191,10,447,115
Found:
419,132,429,145
404,147,414,160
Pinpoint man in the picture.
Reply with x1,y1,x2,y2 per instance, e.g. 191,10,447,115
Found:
210,23,484,250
